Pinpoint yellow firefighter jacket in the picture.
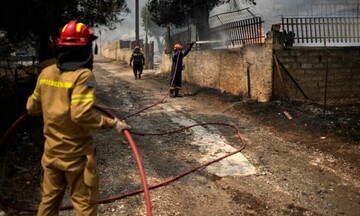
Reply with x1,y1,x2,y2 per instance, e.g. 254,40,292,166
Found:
26,64,116,158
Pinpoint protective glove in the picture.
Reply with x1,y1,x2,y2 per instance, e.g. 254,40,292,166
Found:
114,118,131,133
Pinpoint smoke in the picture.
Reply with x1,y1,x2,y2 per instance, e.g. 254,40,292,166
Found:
97,0,360,49
212,0,360,30
96,0,147,42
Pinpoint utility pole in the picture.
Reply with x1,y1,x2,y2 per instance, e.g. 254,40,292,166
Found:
99,30,102,55
135,0,140,46
145,0,149,69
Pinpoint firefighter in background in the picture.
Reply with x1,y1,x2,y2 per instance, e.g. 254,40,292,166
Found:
26,20,131,216
169,42,195,97
129,46,145,79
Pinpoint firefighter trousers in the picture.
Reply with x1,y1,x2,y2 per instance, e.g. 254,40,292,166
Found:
37,153,99,216
132,63,143,78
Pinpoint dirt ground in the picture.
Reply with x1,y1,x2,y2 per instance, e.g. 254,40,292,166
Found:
0,56,359,216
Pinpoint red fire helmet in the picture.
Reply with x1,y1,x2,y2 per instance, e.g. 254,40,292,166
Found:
174,44,182,50
59,20,98,46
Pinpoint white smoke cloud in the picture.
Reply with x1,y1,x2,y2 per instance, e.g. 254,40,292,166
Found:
98,0,360,47
97,0,147,42
213,0,360,27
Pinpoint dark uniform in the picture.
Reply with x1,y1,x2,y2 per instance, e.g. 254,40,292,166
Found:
130,47,145,79
170,42,195,97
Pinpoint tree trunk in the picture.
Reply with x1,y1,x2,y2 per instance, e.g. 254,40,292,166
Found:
165,26,172,54
155,36,164,54
192,2,211,50
39,32,50,62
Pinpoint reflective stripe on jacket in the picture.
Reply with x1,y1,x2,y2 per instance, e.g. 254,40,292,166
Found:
26,64,116,158
130,51,145,65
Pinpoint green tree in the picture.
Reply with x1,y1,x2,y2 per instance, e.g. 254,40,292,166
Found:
147,0,256,49
141,5,166,53
0,0,130,60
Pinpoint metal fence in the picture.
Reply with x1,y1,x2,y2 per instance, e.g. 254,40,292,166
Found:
282,3,360,45
282,17,360,44
169,7,265,49
210,16,264,46
209,7,265,47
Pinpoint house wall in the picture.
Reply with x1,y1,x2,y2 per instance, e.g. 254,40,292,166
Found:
102,36,360,105
161,44,273,102
274,47,360,104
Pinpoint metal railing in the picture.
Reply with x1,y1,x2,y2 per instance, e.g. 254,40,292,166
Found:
210,16,265,46
209,7,265,47
168,7,265,49
282,17,360,44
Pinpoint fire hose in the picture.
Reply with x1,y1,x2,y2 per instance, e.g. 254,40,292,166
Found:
0,111,246,214
0,41,247,215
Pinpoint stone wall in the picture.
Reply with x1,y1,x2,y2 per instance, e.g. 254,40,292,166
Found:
162,44,273,102
102,36,360,105
101,41,132,64
274,47,360,104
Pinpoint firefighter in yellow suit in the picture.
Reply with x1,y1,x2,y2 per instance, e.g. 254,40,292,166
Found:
26,20,130,216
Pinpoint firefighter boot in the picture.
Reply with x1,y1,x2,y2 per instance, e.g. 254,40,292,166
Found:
170,89,175,98
175,89,182,97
